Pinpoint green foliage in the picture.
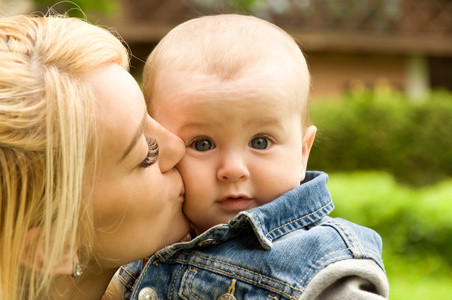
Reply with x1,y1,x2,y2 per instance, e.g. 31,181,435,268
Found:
226,0,262,12
309,88,452,186
32,0,119,19
328,172,452,299
191,0,262,14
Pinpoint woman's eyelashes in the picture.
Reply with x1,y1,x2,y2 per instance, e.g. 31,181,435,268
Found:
138,138,159,168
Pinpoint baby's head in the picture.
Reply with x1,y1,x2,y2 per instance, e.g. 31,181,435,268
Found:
144,14,316,233
144,14,310,127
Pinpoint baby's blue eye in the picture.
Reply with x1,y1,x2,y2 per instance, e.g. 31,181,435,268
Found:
250,137,270,150
194,139,214,151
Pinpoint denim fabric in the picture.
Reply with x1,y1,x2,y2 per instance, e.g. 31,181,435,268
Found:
119,171,385,300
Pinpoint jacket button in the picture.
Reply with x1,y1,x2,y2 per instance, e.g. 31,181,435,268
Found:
138,287,158,300
218,294,236,300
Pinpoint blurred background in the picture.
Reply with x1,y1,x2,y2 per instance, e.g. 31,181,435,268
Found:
1,0,451,298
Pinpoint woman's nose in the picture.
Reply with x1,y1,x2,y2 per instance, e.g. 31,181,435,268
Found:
148,117,185,173
217,151,249,182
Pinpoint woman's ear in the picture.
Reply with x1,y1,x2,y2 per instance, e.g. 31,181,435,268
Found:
21,227,77,276
300,125,317,181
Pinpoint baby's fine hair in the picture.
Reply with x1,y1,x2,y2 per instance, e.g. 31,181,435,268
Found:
0,14,128,300
143,14,311,126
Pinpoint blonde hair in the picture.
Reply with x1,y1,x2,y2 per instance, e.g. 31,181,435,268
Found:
143,14,311,127
0,14,128,299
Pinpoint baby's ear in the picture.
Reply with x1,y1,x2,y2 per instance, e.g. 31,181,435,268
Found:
300,125,317,180
21,227,76,276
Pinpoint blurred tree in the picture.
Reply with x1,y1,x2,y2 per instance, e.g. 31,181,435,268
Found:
227,0,261,12
191,0,263,14
31,0,119,18
27,0,262,18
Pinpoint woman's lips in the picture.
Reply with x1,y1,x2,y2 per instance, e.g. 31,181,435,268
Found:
177,179,185,202
180,184,185,197
217,195,252,211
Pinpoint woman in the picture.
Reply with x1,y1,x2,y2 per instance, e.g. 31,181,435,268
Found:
0,14,190,299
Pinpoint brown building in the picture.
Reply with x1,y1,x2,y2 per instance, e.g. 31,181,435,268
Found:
102,0,452,100
11,0,451,100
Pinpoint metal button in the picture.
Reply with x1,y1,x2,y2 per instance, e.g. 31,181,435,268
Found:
217,294,236,300
138,287,158,300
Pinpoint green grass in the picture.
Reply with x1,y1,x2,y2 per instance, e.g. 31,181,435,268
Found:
326,172,452,299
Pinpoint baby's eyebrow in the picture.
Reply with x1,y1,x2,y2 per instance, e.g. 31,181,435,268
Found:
179,121,213,131
244,118,283,129
180,117,283,130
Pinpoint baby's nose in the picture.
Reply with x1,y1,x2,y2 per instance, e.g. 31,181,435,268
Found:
217,152,249,182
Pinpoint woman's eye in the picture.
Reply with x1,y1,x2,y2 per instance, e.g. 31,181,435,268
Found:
250,137,271,150
138,138,159,168
192,139,214,152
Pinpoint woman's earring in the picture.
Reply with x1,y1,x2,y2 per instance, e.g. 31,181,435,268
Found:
72,261,83,278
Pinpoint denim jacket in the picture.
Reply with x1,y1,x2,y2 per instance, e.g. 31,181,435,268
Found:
119,171,387,300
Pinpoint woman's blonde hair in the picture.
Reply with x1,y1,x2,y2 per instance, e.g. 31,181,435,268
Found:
0,14,128,299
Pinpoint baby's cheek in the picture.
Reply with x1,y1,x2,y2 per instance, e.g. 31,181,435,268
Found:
181,200,205,232
181,200,196,223
177,157,204,183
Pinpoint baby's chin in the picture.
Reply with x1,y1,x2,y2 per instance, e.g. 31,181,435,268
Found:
182,204,241,235
192,222,222,235
191,217,233,236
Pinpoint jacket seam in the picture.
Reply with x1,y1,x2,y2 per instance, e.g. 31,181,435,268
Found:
118,266,137,290
159,255,302,299
266,200,333,237
324,219,369,259
169,264,185,300
297,246,381,287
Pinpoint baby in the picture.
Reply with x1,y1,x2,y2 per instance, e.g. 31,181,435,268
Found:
120,14,389,299
144,13,315,235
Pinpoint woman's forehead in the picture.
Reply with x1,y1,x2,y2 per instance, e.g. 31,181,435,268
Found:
89,64,146,163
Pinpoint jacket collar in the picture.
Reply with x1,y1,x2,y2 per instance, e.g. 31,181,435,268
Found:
231,171,334,249
154,171,334,260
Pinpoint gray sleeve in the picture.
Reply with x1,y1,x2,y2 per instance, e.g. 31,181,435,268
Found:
299,259,389,300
